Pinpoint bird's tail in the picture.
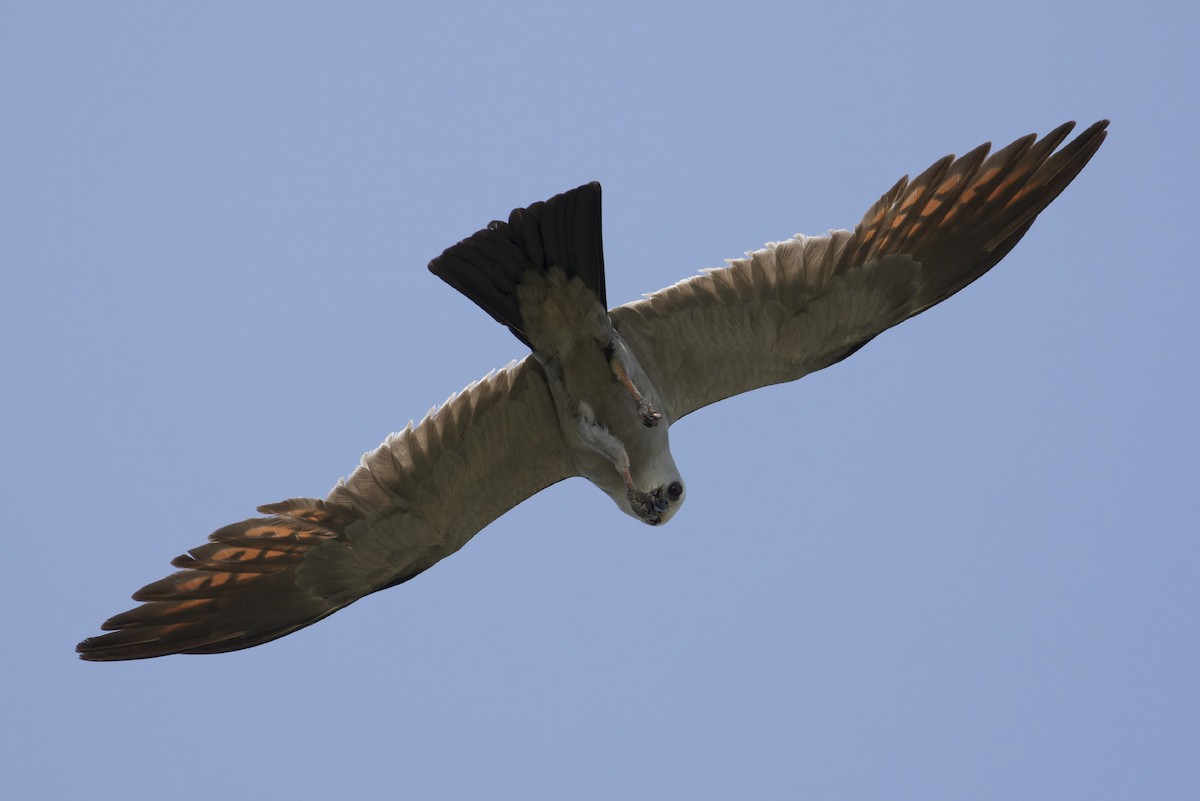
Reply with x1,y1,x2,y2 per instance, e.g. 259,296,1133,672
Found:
428,182,606,348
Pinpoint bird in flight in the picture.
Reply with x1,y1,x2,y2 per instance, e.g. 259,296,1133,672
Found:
77,120,1108,661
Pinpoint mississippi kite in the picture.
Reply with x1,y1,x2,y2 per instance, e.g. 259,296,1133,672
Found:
77,120,1108,660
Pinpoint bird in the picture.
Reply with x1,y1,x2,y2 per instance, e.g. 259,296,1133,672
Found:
77,120,1109,661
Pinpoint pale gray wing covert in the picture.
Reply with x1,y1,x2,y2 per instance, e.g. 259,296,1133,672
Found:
77,357,572,660
611,120,1108,422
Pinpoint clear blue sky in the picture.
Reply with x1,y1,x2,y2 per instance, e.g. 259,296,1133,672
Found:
4,2,1196,799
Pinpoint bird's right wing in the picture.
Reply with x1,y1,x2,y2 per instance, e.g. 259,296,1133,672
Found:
77,356,574,661
611,120,1108,422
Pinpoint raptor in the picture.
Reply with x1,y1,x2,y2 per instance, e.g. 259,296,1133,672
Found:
77,120,1108,660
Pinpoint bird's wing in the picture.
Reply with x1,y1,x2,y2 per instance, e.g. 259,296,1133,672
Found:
77,357,573,661
610,120,1108,423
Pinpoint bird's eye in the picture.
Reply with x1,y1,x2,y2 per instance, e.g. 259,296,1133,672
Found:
667,481,683,500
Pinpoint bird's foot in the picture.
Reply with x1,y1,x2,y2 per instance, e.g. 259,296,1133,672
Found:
637,399,662,428
627,486,668,524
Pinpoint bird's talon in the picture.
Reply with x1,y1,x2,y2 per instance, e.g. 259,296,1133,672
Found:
639,402,662,428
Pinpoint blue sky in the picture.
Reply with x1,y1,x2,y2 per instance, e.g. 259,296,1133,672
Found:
4,2,1196,799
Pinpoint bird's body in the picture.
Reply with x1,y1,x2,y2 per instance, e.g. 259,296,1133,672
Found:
429,182,685,524
78,120,1108,661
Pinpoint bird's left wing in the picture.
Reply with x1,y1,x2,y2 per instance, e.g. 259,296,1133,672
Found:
611,120,1108,423
77,357,573,661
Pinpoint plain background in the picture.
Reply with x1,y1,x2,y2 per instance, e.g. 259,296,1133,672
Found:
4,2,1196,799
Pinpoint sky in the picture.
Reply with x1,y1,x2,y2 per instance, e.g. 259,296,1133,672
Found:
3,2,1197,799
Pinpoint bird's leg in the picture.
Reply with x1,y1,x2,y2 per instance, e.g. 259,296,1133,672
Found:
573,402,661,517
605,341,661,427
573,401,631,474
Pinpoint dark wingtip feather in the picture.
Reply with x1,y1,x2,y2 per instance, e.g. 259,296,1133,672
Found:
845,120,1108,316
75,502,359,661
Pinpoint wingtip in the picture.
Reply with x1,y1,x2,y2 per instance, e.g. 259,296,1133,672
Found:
1052,119,1108,146
75,634,141,662
1082,118,1110,145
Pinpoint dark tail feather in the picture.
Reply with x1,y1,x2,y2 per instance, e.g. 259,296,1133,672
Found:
429,182,606,347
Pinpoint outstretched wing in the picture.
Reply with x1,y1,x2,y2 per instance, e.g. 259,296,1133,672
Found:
611,120,1108,422
77,357,573,661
